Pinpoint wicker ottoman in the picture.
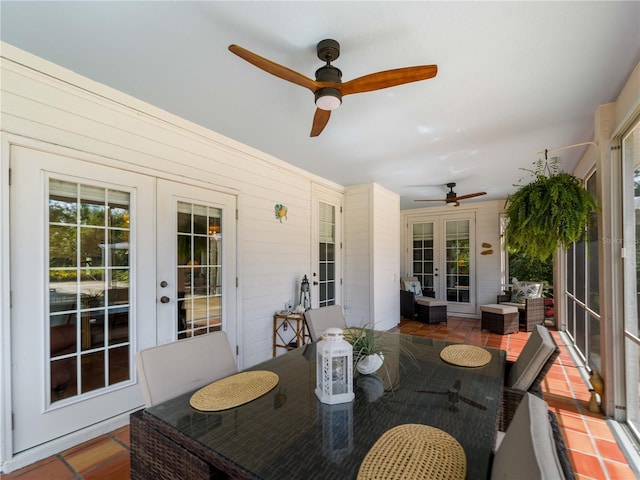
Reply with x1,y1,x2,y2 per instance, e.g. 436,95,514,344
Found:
480,304,519,335
415,298,447,324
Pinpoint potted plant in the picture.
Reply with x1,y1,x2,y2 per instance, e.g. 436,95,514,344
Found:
344,327,387,375
504,157,597,262
344,327,417,376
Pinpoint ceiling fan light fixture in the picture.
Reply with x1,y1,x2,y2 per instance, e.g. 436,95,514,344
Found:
315,87,342,110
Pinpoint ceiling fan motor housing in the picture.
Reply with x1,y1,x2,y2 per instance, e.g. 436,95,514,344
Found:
315,64,343,110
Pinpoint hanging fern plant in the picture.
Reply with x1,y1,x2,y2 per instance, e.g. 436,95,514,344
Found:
504,157,597,262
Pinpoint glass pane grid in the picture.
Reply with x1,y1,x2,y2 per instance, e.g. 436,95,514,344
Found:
177,202,224,339
48,180,131,404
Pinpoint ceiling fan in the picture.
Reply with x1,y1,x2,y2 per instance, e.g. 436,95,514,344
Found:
228,39,437,137
415,183,487,207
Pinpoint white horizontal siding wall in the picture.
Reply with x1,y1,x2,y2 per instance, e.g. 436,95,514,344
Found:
371,184,401,331
344,183,400,330
400,200,503,317
343,185,371,326
0,43,343,371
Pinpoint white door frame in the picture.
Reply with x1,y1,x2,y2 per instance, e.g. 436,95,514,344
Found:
310,185,343,309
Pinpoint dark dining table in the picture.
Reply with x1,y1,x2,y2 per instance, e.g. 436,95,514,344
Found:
131,333,505,480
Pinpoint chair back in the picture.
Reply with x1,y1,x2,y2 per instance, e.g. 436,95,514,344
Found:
506,324,559,391
135,331,237,407
491,393,569,480
304,305,347,342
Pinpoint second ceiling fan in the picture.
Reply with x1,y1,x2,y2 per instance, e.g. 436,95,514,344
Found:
415,183,487,207
229,39,438,137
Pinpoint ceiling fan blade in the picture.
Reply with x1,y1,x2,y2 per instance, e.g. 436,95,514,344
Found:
340,65,438,95
229,44,317,92
415,198,447,202
310,108,331,137
455,192,487,201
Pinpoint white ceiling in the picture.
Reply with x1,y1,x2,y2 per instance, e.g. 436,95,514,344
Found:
2,1,639,209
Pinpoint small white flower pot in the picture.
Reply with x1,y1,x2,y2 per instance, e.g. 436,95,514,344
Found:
356,353,384,375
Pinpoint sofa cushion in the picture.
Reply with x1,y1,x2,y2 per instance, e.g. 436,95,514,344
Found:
401,277,423,297
491,393,565,480
506,325,556,390
415,297,447,307
481,303,519,315
510,280,543,304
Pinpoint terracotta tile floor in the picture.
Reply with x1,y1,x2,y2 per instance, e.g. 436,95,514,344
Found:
2,316,637,479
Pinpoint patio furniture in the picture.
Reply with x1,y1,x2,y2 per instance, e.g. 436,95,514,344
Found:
131,332,506,480
135,331,237,407
303,305,348,342
497,280,545,332
480,303,519,335
492,392,574,480
500,324,560,431
400,277,447,324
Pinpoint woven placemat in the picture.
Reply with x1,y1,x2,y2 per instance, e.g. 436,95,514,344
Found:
357,424,466,480
189,371,279,412
440,344,491,367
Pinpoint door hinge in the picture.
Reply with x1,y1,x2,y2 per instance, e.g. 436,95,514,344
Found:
236,209,239,220
12,412,15,430
340,206,343,213
236,277,239,288
610,145,621,151
8,168,12,186
236,345,239,356
9,291,12,308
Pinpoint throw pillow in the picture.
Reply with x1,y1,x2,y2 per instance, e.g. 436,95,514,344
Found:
402,278,423,297
510,280,542,304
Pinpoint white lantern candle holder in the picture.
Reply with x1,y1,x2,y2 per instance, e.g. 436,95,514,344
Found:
315,327,355,405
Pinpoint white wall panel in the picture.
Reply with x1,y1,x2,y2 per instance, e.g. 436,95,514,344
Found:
344,183,400,330
1,44,343,374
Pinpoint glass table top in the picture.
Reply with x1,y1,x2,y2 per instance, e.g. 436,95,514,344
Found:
146,333,505,480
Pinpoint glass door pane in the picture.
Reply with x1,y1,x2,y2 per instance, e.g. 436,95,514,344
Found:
48,179,131,403
625,120,640,437
412,223,435,297
445,220,470,303
318,202,336,307
176,202,222,339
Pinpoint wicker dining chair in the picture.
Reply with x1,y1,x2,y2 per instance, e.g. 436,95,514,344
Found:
499,324,560,431
135,331,237,407
492,392,575,480
304,305,348,342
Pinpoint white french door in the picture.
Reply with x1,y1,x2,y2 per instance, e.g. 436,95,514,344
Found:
156,180,237,349
10,146,155,453
407,214,476,315
10,146,237,453
311,187,342,308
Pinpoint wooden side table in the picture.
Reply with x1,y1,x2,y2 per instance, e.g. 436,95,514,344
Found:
273,312,311,356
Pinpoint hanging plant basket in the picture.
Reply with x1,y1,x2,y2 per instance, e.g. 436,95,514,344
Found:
504,158,597,262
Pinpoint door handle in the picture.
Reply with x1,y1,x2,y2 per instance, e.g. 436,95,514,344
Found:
160,296,170,304
313,281,318,285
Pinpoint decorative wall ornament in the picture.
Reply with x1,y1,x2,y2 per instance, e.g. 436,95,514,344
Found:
482,242,492,248
274,204,288,222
